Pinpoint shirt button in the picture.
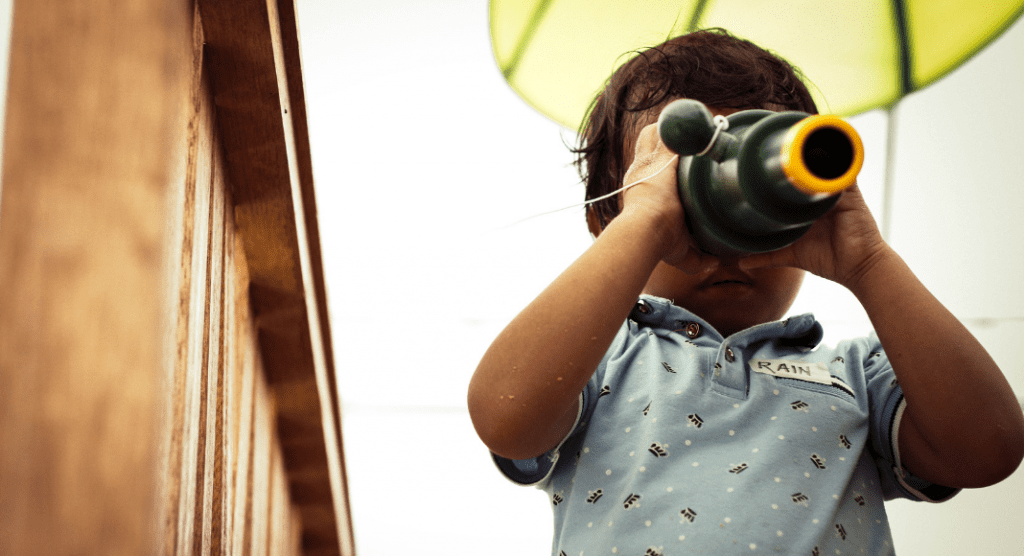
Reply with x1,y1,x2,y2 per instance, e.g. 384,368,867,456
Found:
636,300,651,314
725,347,736,362
685,323,701,338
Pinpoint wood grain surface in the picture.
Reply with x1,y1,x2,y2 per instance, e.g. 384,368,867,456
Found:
0,0,352,554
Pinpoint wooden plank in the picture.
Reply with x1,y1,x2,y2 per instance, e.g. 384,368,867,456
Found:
162,8,205,554
194,1,352,553
0,0,190,554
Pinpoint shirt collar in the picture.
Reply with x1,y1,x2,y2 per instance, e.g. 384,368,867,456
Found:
631,294,823,350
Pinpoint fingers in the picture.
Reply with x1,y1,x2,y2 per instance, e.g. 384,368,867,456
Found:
625,124,675,179
738,249,797,272
665,242,720,275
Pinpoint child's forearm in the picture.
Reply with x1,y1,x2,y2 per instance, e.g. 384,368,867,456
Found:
468,209,672,460
847,246,1024,487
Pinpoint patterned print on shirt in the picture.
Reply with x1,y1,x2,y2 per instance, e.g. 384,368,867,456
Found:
643,401,652,416
839,434,852,449
680,507,698,522
586,489,603,504
648,442,669,457
792,493,809,506
810,454,827,469
662,361,676,374
599,385,611,398
729,463,749,474
623,493,641,509
687,414,704,429
790,400,809,412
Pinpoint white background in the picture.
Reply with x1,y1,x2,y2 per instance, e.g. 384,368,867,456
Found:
293,1,1024,553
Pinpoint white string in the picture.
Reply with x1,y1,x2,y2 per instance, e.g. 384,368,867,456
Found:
696,115,730,156
494,154,680,230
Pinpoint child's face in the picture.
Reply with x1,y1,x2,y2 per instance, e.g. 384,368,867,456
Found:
631,104,805,336
643,257,805,337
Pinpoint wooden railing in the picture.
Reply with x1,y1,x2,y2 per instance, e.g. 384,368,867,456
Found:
0,1,353,554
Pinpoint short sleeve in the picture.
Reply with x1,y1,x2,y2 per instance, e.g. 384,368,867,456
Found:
490,321,630,488
491,391,586,487
863,333,959,502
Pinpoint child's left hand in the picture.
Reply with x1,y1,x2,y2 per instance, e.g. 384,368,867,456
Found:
739,183,890,289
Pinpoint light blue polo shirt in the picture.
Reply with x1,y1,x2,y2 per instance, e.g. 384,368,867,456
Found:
493,294,957,556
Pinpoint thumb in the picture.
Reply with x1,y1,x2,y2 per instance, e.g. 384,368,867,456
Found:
738,248,797,271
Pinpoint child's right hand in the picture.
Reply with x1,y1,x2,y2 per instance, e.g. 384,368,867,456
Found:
620,123,718,275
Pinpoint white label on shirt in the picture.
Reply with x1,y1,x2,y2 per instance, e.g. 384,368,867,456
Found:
751,359,833,387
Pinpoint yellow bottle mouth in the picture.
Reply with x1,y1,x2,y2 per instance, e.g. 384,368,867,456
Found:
780,115,864,196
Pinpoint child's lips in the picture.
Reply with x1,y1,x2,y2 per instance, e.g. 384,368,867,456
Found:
700,276,756,298
700,271,755,289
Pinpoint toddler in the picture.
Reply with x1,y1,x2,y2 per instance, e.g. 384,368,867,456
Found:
468,28,1023,555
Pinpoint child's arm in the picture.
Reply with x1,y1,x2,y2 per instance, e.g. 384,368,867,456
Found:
741,186,1024,488
468,126,714,461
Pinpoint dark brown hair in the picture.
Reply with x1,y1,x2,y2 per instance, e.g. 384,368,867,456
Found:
575,28,818,229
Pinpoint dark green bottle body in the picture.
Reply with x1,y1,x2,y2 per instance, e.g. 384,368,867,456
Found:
659,100,862,256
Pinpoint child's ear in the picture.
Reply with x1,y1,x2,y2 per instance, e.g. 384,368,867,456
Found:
586,206,604,239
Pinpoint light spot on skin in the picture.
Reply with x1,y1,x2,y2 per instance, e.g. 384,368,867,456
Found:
508,395,515,400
